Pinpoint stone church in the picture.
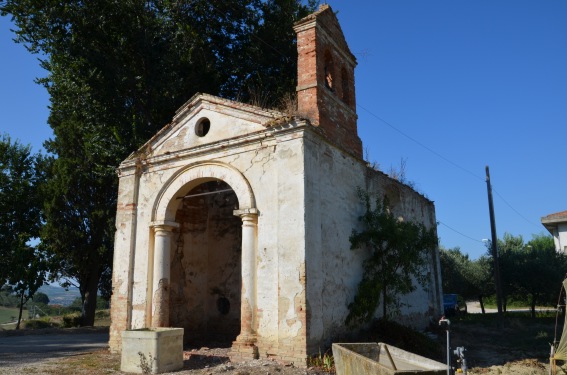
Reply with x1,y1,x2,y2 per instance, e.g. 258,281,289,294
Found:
109,4,443,365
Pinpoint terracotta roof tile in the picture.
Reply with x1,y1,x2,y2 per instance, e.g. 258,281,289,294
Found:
542,210,567,220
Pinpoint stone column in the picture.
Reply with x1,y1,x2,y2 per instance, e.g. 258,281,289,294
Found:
230,208,259,360
150,221,179,328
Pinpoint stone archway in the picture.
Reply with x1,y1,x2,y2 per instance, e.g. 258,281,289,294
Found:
170,180,242,343
150,162,259,357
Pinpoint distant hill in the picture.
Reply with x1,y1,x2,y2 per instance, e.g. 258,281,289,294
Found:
38,284,81,306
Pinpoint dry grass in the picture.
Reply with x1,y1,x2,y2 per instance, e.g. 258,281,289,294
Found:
42,350,120,375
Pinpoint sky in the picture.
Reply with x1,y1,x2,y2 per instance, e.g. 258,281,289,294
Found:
1,1,566,260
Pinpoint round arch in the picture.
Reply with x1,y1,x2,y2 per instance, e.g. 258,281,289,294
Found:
152,161,256,223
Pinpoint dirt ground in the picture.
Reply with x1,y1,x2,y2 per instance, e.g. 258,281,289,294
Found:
0,343,551,375
1,312,564,375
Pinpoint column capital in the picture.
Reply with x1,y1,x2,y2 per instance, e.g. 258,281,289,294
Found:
150,220,180,232
233,208,259,217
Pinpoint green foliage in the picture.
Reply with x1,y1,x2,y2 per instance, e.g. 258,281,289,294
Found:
68,297,83,312
68,296,107,311
0,134,49,329
62,312,83,328
440,247,493,302
1,0,316,327
32,292,50,305
347,188,438,324
24,317,59,329
497,233,564,317
308,349,334,372
442,233,563,316
440,247,472,294
0,306,20,324
0,286,20,308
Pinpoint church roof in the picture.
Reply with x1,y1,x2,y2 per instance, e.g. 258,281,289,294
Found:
542,210,567,223
123,93,292,164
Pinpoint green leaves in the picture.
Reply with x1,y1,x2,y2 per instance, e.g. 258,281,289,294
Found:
0,134,48,328
347,188,438,324
2,0,316,325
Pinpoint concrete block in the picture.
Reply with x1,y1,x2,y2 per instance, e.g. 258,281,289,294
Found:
121,328,184,374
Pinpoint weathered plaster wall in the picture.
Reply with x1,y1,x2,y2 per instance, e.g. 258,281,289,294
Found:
303,129,442,353
110,99,442,368
110,103,312,359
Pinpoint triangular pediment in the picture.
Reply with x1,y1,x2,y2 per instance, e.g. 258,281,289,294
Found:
128,93,286,160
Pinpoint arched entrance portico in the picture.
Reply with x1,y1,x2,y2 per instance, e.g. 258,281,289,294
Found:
150,162,259,357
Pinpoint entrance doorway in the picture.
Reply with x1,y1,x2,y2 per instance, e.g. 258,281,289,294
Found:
169,180,242,345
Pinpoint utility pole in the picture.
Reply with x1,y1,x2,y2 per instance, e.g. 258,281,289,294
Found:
485,166,503,319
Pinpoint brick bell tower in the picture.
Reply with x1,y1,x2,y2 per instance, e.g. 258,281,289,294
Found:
294,4,363,159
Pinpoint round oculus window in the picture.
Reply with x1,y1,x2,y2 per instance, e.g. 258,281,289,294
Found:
195,118,211,137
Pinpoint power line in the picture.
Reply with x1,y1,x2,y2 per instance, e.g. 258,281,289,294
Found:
357,103,484,182
438,221,484,243
204,1,540,239
492,188,542,230
357,103,541,235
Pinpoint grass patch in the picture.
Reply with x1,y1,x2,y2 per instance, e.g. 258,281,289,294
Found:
0,306,20,324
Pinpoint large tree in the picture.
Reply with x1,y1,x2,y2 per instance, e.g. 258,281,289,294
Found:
439,247,494,313
440,247,474,296
1,0,317,325
0,134,48,329
498,233,563,317
347,189,438,324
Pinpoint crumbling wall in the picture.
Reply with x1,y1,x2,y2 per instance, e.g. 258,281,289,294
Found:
303,129,442,354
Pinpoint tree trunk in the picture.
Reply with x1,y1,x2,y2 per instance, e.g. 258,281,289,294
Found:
81,272,101,326
479,295,486,314
15,291,25,330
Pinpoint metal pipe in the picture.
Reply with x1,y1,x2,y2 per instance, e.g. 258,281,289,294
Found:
439,317,451,375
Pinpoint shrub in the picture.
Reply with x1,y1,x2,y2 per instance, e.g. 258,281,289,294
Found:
24,317,59,329
62,312,82,327
95,309,110,319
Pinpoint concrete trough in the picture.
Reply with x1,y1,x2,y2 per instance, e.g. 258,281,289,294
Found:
332,342,446,375
121,327,184,374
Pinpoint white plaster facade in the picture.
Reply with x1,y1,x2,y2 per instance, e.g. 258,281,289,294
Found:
109,4,443,365
542,210,567,253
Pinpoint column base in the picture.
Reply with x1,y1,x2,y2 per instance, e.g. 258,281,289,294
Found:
229,336,259,361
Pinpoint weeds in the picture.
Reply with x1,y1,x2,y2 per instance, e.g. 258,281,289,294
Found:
308,349,334,372
138,351,155,374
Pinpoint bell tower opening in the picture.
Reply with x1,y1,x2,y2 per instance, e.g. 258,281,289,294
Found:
294,4,362,158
